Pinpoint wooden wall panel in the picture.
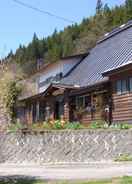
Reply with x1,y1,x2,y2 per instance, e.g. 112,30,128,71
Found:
111,80,132,123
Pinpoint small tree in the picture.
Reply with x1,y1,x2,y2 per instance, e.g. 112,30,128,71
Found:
0,63,23,125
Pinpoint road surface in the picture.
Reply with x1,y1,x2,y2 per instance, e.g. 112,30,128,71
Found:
0,163,132,180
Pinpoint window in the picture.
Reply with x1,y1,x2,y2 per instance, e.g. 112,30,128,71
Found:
76,95,91,109
76,96,84,108
85,96,91,107
129,77,132,92
122,79,127,93
116,80,122,94
116,79,128,95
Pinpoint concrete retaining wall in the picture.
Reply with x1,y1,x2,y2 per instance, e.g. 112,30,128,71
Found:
0,130,132,164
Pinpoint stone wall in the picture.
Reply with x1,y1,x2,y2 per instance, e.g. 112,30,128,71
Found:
0,130,132,164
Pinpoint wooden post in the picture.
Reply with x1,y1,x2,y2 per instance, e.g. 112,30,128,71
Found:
91,93,95,121
45,96,55,122
64,90,70,122
49,96,55,122
36,101,40,122
26,104,33,125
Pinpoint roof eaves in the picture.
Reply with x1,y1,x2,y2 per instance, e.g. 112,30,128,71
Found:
102,61,132,76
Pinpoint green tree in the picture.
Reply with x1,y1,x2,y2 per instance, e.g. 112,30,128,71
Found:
96,0,103,14
0,64,23,123
104,3,110,14
125,0,132,19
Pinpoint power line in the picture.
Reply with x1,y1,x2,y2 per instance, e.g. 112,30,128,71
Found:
11,0,76,24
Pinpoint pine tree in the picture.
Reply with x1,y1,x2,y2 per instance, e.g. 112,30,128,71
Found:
96,0,103,14
104,3,110,14
31,33,41,59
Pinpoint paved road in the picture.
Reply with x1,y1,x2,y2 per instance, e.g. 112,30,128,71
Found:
0,163,132,180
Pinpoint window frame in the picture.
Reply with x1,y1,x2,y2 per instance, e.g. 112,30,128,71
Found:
116,78,129,95
121,79,128,94
116,80,122,95
129,77,132,92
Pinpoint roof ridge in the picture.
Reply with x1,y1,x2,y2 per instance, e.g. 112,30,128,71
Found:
97,20,132,44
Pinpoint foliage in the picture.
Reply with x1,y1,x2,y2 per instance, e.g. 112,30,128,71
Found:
53,120,63,129
115,154,132,162
31,122,52,130
7,120,132,131
8,120,85,131
1,176,132,184
109,123,131,129
3,0,132,75
0,65,23,122
89,121,106,129
96,0,103,14
8,121,24,132
89,121,132,129
64,122,84,130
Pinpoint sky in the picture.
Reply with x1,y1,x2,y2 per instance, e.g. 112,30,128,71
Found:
0,0,125,58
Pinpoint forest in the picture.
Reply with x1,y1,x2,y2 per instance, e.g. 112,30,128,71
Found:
4,0,132,75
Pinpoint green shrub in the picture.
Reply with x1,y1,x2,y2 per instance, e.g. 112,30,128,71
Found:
43,122,52,129
8,121,24,132
53,120,63,129
0,67,23,122
119,123,130,129
31,122,51,130
110,123,131,129
89,121,131,130
114,154,132,162
64,122,83,130
90,121,106,129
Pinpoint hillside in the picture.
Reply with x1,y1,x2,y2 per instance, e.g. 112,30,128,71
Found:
4,0,132,75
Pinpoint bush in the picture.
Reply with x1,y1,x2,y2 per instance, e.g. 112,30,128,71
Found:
64,122,83,130
89,121,132,130
31,122,51,130
8,121,24,132
115,154,132,162
90,121,106,129
119,123,130,129
109,123,131,130
53,120,63,129
0,65,23,122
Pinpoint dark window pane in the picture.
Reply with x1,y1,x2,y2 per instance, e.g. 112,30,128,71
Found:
85,96,91,107
116,80,121,94
122,79,127,93
32,103,37,123
76,96,84,109
78,96,84,107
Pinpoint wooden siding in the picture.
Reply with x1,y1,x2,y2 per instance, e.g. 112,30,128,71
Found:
111,70,132,123
112,91,132,122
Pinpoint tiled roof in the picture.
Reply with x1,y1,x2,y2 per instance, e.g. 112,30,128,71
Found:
60,21,132,87
103,60,132,76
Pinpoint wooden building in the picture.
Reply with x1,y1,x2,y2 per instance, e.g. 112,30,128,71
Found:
18,20,132,125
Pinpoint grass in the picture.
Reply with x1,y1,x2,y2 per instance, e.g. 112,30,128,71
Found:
0,176,132,184
114,154,132,162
